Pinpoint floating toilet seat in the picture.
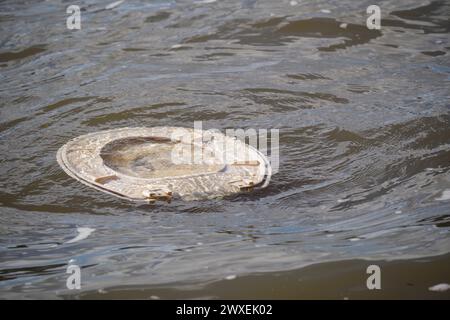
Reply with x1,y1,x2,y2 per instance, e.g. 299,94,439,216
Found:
57,127,271,202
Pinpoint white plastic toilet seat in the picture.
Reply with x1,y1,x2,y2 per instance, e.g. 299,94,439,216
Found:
57,127,271,202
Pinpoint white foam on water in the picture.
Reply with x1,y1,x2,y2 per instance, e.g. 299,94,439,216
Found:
105,0,124,10
66,227,96,244
436,190,450,201
428,283,450,292
195,0,217,4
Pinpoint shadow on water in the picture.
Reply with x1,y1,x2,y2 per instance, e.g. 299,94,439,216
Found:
184,17,382,51
74,253,450,299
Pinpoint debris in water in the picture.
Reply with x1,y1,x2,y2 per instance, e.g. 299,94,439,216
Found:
57,127,271,202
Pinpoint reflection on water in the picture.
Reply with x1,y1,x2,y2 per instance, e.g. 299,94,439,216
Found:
0,0,449,299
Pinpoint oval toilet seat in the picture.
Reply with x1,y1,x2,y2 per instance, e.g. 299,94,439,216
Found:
57,127,271,202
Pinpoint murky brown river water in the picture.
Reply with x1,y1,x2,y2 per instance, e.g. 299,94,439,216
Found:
0,0,449,299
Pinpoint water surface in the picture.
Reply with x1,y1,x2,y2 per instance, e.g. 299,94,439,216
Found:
0,0,449,299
